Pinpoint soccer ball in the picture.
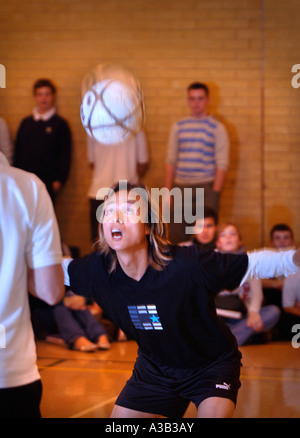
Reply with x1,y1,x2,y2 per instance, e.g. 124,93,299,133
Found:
80,64,144,145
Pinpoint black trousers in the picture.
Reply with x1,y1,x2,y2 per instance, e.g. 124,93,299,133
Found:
0,380,42,418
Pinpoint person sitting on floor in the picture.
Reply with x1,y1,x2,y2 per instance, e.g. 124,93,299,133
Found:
180,207,218,251
215,222,280,346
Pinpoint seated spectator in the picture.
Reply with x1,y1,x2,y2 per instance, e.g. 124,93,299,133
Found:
215,223,280,346
278,271,300,341
263,224,300,341
52,292,111,352
89,302,128,342
180,207,218,251
30,243,111,352
263,224,296,309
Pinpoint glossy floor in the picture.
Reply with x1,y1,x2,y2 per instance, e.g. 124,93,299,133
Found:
37,340,300,418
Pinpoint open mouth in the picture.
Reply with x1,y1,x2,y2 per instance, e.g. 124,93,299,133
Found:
111,228,123,239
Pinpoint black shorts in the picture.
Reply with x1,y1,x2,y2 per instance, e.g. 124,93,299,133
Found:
115,351,242,418
0,379,42,418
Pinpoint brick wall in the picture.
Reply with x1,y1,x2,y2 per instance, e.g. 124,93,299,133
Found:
263,0,300,245
0,0,299,255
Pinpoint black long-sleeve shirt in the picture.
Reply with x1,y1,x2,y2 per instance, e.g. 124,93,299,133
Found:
68,245,248,368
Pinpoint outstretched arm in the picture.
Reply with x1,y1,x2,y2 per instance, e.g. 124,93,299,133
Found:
62,257,72,286
61,254,96,299
241,248,299,285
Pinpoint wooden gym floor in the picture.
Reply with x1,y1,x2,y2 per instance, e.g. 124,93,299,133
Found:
36,339,300,418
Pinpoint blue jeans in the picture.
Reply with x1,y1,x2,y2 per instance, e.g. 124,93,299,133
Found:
53,305,107,347
224,305,280,346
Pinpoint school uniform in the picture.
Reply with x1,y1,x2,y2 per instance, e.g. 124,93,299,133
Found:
14,108,71,200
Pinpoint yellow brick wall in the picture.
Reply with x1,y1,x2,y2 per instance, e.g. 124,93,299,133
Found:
263,0,300,246
0,0,299,255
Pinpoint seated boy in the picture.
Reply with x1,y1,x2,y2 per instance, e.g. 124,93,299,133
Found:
279,270,300,340
263,224,296,308
180,207,218,251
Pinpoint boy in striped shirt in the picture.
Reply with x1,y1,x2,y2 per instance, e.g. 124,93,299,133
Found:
165,82,229,243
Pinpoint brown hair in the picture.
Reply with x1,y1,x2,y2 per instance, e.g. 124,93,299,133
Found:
187,82,209,96
270,223,294,240
216,222,243,246
33,78,56,94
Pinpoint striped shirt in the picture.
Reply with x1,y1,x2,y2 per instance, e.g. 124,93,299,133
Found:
166,115,229,184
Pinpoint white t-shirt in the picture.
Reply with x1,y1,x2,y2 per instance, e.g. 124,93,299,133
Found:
282,271,300,308
0,118,13,164
87,130,149,199
0,152,62,388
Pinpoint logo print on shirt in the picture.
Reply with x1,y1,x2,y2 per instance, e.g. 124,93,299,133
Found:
216,382,231,390
128,305,163,330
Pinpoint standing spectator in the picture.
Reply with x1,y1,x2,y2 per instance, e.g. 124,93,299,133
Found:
0,152,64,418
0,117,14,163
165,82,229,243
14,78,72,202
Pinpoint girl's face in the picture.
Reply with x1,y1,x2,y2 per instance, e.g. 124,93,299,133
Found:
102,190,149,253
216,225,242,253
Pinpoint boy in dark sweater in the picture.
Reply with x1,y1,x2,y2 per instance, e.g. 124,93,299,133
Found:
14,79,71,202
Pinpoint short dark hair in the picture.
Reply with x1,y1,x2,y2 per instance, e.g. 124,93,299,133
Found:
187,82,209,96
270,223,294,240
203,207,218,224
193,207,218,227
33,78,56,94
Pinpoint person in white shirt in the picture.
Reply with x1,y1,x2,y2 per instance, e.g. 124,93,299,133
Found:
87,130,149,243
0,117,13,164
279,266,300,340
0,152,64,417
